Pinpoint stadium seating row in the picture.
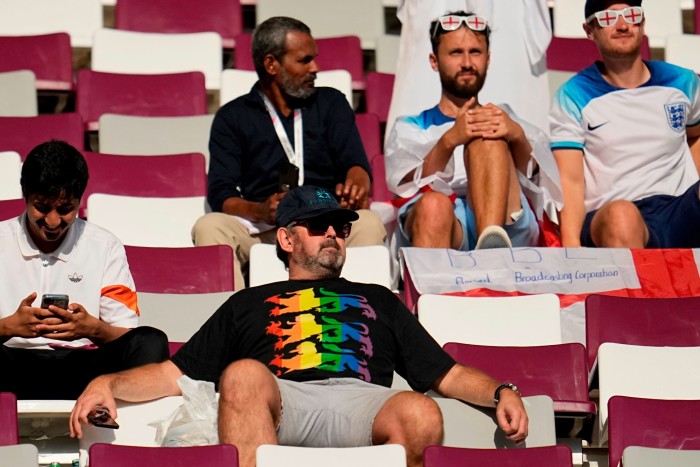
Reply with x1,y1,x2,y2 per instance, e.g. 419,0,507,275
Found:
4,296,700,465
0,67,392,132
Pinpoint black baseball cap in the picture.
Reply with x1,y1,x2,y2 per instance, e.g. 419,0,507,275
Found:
275,185,359,227
585,0,642,20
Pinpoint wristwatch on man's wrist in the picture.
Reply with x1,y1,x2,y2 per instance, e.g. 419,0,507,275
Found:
493,383,520,405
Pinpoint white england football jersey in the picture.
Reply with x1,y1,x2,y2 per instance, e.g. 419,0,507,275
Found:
385,104,562,218
550,60,700,212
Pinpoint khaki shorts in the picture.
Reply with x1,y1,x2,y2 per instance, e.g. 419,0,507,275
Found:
276,377,401,447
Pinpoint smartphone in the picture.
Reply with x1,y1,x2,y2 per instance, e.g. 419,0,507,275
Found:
40,294,69,310
277,159,299,192
87,406,119,429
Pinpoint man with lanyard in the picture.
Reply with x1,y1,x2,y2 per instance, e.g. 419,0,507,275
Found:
550,0,700,248
193,16,386,290
386,11,557,251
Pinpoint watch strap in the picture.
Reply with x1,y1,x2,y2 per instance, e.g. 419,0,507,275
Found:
494,383,519,405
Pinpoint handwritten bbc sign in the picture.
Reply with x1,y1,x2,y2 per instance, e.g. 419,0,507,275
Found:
401,247,640,296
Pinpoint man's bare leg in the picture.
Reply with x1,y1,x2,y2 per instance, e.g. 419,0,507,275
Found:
465,138,522,235
218,359,282,467
405,191,463,249
590,200,649,247
371,392,444,467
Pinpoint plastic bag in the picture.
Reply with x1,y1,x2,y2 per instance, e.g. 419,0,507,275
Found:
150,375,219,447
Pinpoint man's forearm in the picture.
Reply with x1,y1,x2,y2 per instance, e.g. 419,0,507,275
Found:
419,132,460,179
91,321,130,345
109,361,183,402
432,363,501,408
220,197,264,223
559,203,585,247
508,130,535,176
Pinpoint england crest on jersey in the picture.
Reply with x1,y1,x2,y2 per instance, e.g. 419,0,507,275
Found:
665,102,687,133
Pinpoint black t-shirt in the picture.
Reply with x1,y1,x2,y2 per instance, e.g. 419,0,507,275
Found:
171,279,455,393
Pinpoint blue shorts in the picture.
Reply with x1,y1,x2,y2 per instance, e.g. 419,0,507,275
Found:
396,192,539,251
581,180,700,248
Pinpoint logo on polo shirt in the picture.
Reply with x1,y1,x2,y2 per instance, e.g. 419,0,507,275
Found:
68,273,83,283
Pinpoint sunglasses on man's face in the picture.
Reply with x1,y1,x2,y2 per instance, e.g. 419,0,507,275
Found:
432,15,488,39
288,219,352,239
586,6,644,28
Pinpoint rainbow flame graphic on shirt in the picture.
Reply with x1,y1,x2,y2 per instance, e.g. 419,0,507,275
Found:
265,287,377,381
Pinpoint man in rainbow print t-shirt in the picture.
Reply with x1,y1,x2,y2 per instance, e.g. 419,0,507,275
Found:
70,185,528,467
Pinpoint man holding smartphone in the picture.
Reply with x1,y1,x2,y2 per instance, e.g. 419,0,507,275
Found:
192,16,387,291
0,140,169,400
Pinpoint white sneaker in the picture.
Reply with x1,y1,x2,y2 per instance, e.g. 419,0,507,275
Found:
475,225,512,249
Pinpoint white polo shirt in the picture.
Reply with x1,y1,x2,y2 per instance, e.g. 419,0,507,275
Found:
0,214,139,349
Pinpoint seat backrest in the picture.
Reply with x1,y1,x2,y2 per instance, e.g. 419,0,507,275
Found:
365,72,394,124
375,34,400,74
0,0,103,48
546,36,651,73
598,343,700,442
608,396,700,467
220,69,259,106
232,33,254,70
0,198,25,222
417,294,562,347
0,113,84,160
98,114,215,170
139,290,233,342
76,69,207,131
255,0,385,50
249,244,392,289
256,444,406,467
423,445,573,467
622,446,700,467
433,395,556,448
314,36,365,90
81,151,207,217
126,245,234,294
0,33,73,91
220,69,353,108
552,0,586,38
442,342,593,415
355,112,382,160
0,392,19,446
89,443,238,467
0,151,22,200
546,36,600,72
315,70,353,107
0,444,38,466
91,28,223,90
115,0,243,49
641,0,683,48
585,295,700,373
0,70,37,117
664,34,700,74
87,194,207,247
548,70,576,101
370,154,393,203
